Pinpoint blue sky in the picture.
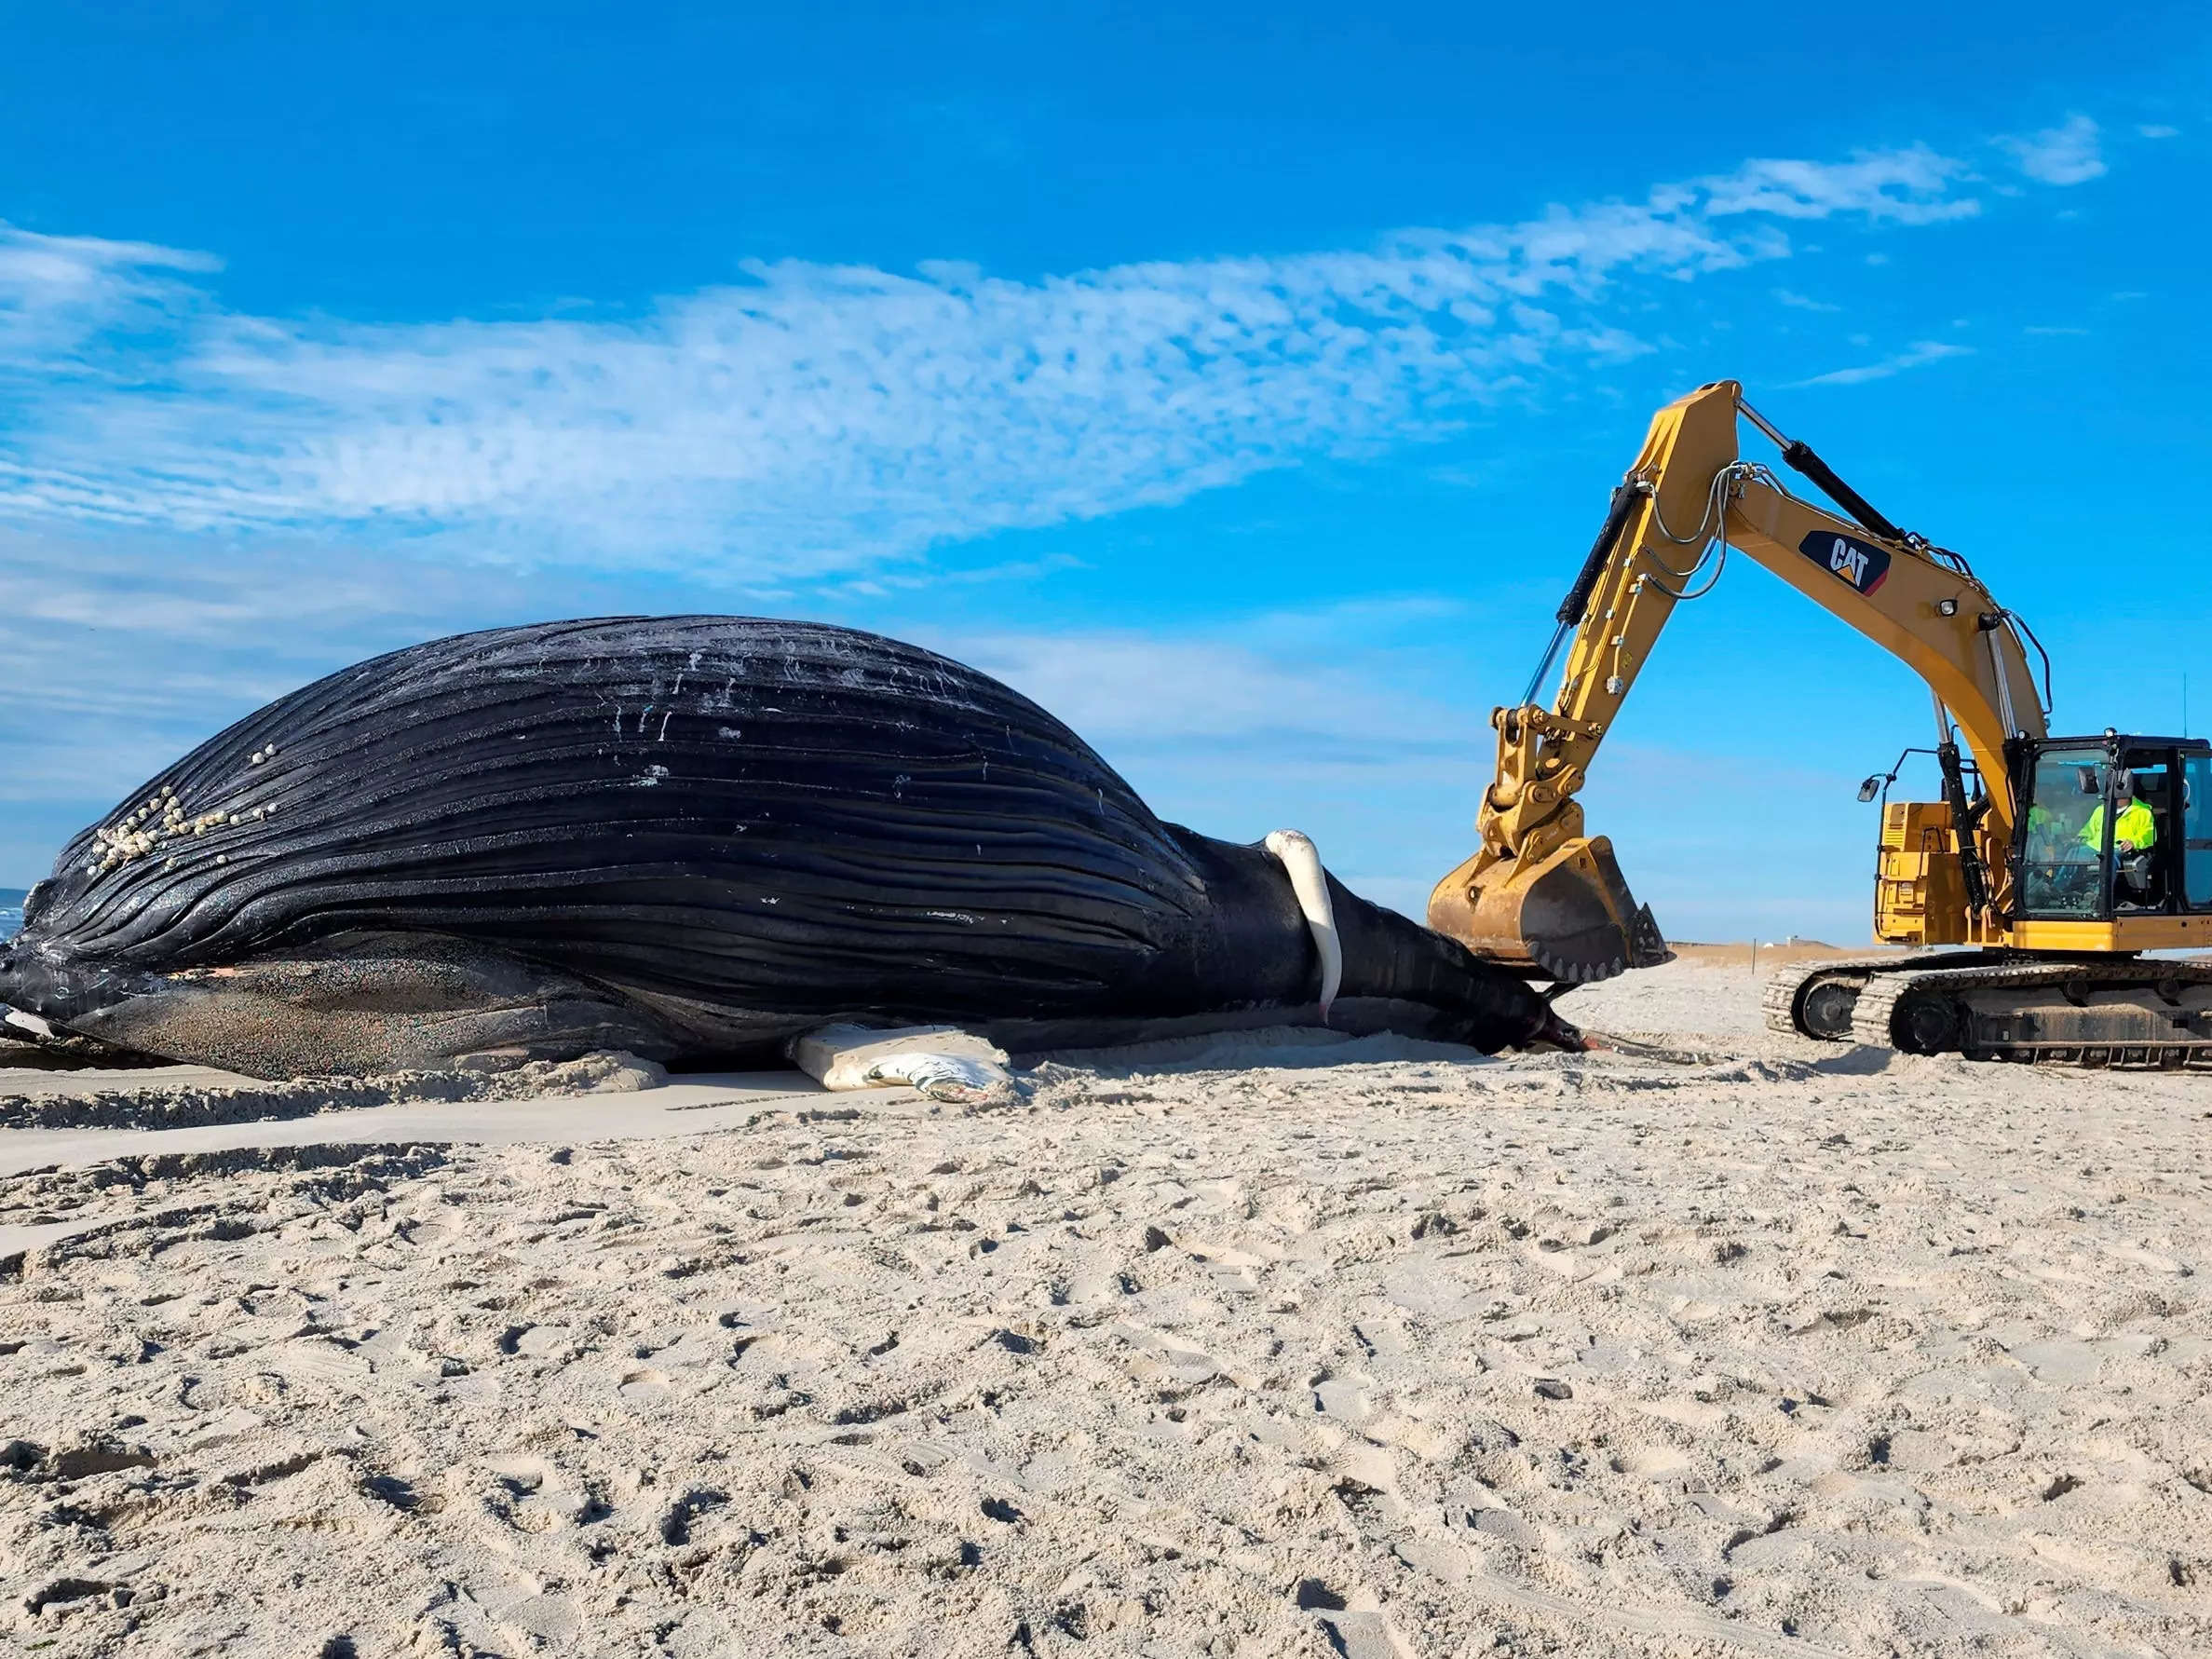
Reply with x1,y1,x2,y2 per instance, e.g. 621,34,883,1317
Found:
2,2,2205,940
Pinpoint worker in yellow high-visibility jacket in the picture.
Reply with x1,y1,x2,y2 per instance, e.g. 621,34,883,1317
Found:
2026,802,2066,860
2081,773,2156,855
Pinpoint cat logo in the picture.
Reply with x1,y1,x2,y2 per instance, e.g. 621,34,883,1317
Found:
1798,528,1892,596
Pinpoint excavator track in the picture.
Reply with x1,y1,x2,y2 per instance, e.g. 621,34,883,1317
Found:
1760,953,1975,1042
1849,958,2212,1067
1767,953,2212,1066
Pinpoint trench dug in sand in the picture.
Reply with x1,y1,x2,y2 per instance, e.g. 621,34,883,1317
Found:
2,959,2208,1657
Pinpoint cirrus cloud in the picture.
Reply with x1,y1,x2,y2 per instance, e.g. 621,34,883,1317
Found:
1786,339,1975,388
0,135,2059,579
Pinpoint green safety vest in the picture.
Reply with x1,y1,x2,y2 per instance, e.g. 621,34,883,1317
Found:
2080,798,2156,851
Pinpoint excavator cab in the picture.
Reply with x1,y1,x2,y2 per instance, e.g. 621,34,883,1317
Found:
2014,736,2212,921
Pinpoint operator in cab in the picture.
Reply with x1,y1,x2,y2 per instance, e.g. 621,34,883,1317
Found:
2081,771,2156,857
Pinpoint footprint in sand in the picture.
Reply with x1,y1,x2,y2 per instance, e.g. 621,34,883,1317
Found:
180,1371,289,1410
1310,1373,1375,1426
1610,1443,1692,1477
617,1366,671,1407
484,1453,551,1495
397,1213,462,1250
237,1287,310,1320
1296,1582,1415,1659
274,1339,373,1387
499,1324,572,1360
497,1592,583,1645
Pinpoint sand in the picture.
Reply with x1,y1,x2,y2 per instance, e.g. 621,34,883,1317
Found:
3,960,2209,1656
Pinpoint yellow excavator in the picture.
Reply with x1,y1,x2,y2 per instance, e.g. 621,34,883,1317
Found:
1430,379,2212,1065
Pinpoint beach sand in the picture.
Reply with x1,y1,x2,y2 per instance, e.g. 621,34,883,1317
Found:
3,959,2208,1656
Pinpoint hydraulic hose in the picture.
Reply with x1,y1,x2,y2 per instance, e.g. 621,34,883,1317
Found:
1520,481,1646,706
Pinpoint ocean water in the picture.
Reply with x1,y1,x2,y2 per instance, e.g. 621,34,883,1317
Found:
0,889,22,941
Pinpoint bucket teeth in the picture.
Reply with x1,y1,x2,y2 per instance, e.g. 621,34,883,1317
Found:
1628,904,1674,970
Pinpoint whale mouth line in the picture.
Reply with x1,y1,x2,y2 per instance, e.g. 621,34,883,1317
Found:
1263,828,1341,1022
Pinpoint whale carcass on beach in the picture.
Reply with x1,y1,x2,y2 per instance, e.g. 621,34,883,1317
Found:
0,617,1576,1079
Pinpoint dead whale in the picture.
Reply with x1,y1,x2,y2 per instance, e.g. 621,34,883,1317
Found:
0,617,1574,1078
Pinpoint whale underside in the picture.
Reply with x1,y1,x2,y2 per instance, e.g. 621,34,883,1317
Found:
0,617,1564,1079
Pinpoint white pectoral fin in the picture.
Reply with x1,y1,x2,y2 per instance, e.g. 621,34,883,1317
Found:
1264,828,1341,1022
2,1006,57,1041
861,1050,1008,1103
789,1023,1014,1104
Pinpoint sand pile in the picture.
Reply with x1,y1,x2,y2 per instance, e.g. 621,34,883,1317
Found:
2,962,2208,1656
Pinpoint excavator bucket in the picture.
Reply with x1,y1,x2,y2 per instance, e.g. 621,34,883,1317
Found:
1427,835,1671,984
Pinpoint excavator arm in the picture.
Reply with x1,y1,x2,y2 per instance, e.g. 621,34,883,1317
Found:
1430,379,2046,981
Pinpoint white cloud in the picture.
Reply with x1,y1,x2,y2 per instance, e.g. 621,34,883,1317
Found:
831,551,1086,598
950,624,1460,753
2137,124,2180,139
0,228,220,367
1997,114,2108,185
1788,341,1975,388
0,530,506,813
1772,288,1842,312
0,139,2007,578
1698,145,1977,224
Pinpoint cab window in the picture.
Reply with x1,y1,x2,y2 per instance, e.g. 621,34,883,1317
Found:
2187,754,2212,911
2020,747,2107,917
2113,758,2170,913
